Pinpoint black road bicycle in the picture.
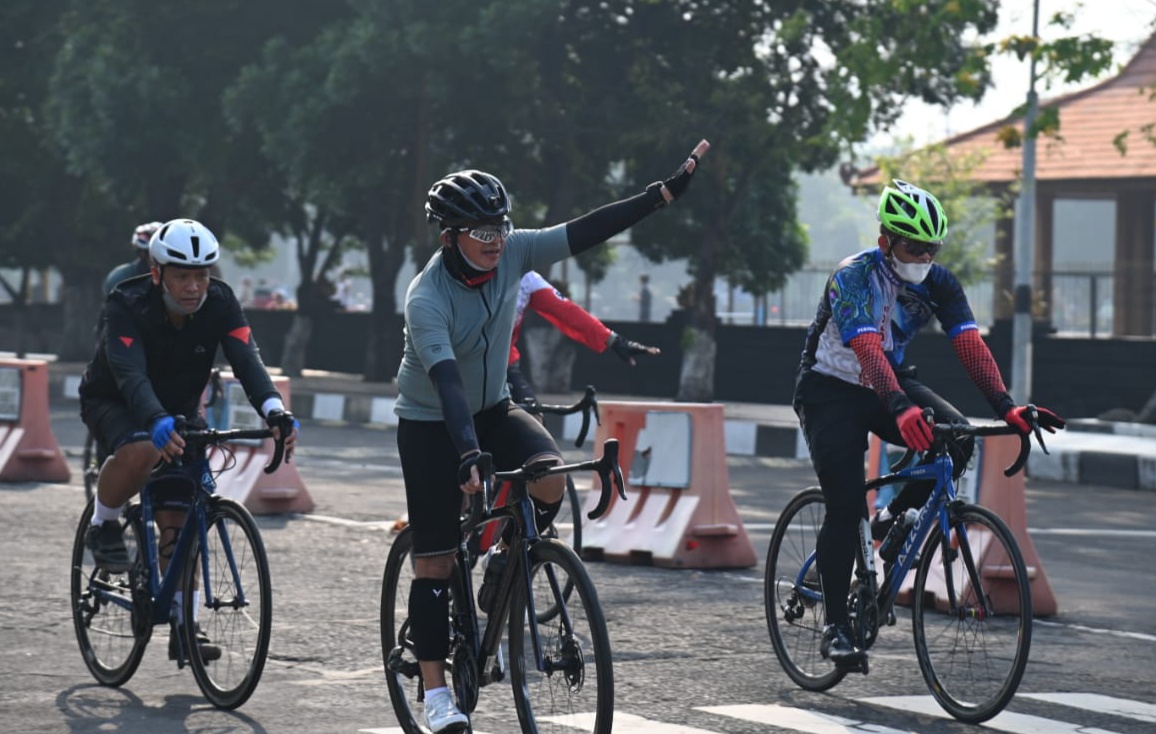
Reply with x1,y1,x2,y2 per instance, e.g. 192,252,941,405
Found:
380,440,626,734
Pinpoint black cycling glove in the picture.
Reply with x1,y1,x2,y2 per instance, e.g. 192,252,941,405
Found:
266,409,299,435
647,147,703,207
458,451,492,486
609,333,658,364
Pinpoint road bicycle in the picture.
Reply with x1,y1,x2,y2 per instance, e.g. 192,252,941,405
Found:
82,369,225,502
474,385,602,569
70,415,289,709
380,439,626,734
765,407,1055,723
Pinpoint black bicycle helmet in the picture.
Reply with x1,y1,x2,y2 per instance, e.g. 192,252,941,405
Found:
425,170,511,227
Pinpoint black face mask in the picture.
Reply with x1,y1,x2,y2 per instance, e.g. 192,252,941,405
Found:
441,234,496,288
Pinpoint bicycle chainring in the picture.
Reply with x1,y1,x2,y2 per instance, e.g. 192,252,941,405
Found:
847,580,880,650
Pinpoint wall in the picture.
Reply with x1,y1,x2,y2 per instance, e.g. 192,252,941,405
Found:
2,303,1151,419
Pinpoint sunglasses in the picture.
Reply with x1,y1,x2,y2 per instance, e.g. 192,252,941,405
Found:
455,219,513,244
893,236,942,258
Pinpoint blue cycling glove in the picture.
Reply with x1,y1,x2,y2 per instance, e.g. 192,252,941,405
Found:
150,415,175,450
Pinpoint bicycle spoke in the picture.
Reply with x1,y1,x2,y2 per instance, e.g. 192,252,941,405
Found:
912,504,1031,723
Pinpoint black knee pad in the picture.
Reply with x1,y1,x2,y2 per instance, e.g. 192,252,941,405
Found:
409,578,450,661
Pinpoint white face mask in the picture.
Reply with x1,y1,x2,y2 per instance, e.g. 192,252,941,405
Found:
890,258,932,284
162,282,208,315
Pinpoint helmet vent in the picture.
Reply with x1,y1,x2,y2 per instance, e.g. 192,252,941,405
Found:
190,236,200,258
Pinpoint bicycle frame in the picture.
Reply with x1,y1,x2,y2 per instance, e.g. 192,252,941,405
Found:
458,477,550,686
791,451,971,628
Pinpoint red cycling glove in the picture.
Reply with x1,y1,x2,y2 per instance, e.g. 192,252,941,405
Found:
1004,405,1066,434
896,406,933,453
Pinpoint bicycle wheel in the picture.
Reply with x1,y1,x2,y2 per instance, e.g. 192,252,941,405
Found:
509,538,613,734
70,500,151,686
550,475,583,556
183,497,272,709
764,487,847,691
912,502,1031,723
381,527,473,734
534,476,581,624
81,432,101,504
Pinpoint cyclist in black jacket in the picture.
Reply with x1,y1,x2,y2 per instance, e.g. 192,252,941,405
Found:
79,218,298,659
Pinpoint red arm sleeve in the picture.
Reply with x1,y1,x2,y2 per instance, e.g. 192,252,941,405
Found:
527,288,613,353
951,329,1015,416
849,332,908,413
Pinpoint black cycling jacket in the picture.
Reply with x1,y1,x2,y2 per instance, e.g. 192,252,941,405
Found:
79,274,281,427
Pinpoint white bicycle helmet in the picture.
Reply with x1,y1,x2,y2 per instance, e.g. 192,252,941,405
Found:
149,219,221,268
132,221,163,250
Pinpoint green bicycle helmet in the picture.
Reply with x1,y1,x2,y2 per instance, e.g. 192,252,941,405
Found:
877,179,948,244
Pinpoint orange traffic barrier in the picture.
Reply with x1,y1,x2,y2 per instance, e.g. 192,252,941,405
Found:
581,402,756,569
0,359,71,483
205,372,313,515
868,433,1057,615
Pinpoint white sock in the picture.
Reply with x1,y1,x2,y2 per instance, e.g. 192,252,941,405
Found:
193,590,201,622
425,686,449,700
173,591,184,625
92,498,124,525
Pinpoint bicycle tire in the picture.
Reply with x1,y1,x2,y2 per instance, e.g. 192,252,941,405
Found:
911,502,1032,723
381,527,472,734
764,487,847,691
70,500,151,686
81,432,101,504
509,538,613,734
183,497,272,709
534,475,582,624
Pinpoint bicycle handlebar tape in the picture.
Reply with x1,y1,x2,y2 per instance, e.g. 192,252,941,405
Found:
201,371,314,516
581,400,757,569
0,359,71,483
865,431,1057,615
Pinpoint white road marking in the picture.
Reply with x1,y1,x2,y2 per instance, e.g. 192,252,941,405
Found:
700,703,916,733
861,695,1122,734
1019,693,1156,724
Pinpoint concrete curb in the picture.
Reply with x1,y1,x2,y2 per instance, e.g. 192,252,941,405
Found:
47,364,1156,489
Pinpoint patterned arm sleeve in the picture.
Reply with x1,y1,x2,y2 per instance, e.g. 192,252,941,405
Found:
849,332,911,414
951,329,1015,417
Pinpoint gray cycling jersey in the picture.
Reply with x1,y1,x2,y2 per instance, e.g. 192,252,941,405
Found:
394,224,571,420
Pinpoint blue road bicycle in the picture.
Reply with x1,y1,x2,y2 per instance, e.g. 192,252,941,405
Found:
70,417,289,709
765,408,1055,723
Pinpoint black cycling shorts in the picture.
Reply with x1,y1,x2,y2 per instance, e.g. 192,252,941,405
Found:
80,398,153,457
397,399,561,557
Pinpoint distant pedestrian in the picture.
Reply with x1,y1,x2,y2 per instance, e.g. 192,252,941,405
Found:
638,273,653,323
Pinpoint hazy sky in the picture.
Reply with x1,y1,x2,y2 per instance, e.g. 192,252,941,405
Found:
882,0,1156,147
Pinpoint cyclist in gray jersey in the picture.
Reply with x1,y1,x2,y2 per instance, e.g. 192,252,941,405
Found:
396,140,708,733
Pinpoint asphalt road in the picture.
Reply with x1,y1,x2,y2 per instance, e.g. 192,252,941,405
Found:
1,410,1153,734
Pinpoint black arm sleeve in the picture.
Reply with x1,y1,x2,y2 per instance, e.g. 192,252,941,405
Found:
565,186,666,256
428,359,480,456
217,287,281,413
103,298,168,426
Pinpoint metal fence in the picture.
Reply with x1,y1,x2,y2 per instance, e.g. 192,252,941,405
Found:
716,267,1152,338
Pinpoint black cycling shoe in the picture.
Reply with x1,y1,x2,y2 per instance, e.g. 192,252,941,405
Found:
477,549,507,615
170,622,223,663
821,623,866,666
85,520,131,573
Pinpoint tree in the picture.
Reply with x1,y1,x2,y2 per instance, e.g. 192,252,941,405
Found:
620,0,1003,400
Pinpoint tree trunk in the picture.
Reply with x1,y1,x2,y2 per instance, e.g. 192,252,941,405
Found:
676,325,716,402
524,326,575,395
280,313,313,378
675,232,720,402
57,268,105,362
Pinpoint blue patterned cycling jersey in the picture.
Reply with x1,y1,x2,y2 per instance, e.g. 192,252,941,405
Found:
798,248,978,387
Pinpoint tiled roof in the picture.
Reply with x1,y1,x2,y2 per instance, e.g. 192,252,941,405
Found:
852,31,1156,187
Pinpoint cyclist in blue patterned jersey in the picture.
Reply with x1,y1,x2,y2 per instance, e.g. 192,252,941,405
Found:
395,140,708,733
794,179,1064,668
